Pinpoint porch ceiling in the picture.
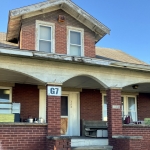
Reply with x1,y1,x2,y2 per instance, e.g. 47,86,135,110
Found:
62,76,105,89
122,83,150,93
0,68,44,85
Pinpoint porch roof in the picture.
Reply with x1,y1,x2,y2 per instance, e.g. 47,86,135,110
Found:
0,47,150,73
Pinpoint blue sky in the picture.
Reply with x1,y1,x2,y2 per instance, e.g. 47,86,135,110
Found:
0,0,150,64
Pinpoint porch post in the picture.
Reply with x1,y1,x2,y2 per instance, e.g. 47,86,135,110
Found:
106,88,122,146
46,84,61,136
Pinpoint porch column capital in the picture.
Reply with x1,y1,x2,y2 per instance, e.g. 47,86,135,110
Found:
46,82,62,86
107,87,122,90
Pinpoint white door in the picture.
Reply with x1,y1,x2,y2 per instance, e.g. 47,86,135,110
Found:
61,92,80,136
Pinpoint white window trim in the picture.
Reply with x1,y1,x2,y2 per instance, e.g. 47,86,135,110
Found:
67,26,84,57
102,94,137,121
35,20,55,53
0,86,12,103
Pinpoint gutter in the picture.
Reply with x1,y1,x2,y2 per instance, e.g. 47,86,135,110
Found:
0,47,150,72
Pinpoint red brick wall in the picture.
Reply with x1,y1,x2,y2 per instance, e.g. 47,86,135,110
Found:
12,84,39,120
123,126,150,149
46,95,61,136
113,138,142,150
21,9,95,58
80,89,102,121
138,93,150,120
0,125,47,150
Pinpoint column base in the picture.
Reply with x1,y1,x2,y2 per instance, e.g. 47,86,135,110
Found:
47,136,71,150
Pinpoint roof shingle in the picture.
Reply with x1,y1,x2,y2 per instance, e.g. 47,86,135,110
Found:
96,47,147,65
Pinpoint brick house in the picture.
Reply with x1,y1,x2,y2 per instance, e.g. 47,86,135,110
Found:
0,0,150,150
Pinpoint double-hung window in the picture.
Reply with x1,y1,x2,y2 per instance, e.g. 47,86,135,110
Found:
67,27,84,56
122,96,137,121
102,94,137,122
0,87,12,114
36,21,55,53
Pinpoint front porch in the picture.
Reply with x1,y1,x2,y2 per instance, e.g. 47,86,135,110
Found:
0,67,150,150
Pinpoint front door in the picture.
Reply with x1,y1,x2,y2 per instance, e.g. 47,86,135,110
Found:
61,92,80,136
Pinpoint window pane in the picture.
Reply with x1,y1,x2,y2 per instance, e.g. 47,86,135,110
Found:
39,40,51,53
0,109,11,114
61,96,68,116
104,96,107,110
128,97,136,121
70,31,81,45
0,89,10,102
128,112,136,122
121,97,125,118
128,97,135,111
40,26,51,40
103,110,107,121
103,96,107,121
70,45,81,56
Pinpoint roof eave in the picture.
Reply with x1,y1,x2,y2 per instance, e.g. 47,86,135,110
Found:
6,0,110,42
0,47,150,72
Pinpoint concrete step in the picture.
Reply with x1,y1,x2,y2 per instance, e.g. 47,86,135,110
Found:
71,138,108,147
72,145,113,150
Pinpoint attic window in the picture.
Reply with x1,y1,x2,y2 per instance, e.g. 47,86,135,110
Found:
36,20,55,53
39,26,52,52
67,26,84,57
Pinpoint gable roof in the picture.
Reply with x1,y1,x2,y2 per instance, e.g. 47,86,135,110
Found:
96,47,147,65
0,32,18,48
7,0,110,43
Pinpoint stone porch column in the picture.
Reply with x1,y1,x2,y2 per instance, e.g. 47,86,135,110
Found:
106,88,122,146
46,84,61,136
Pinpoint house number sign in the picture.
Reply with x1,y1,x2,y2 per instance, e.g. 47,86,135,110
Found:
112,105,120,109
47,86,61,96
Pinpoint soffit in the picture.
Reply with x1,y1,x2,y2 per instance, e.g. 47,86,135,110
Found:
63,76,105,89
7,0,110,42
0,32,18,48
122,83,150,93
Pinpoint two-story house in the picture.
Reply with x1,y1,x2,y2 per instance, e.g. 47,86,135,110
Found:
0,0,150,150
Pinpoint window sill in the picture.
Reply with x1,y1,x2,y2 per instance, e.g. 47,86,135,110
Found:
123,124,150,127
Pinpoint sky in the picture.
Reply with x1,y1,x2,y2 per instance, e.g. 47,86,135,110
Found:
0,0,150,64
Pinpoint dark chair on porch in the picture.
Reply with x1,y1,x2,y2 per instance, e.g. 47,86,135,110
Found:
81,119,108,137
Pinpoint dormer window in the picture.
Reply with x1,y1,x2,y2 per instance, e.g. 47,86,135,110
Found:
67,26,84,57
39,26,52,53
36,20,55,53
